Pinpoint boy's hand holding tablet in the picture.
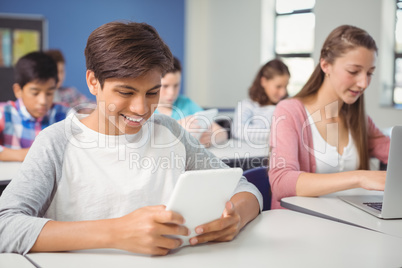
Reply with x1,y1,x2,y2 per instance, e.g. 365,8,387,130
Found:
165,168,243,247
188,200,242,245
112,205,190,255
113,168,248,254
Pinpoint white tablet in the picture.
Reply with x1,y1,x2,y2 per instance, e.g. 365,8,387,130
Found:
190,108,218,140
165,168,243,246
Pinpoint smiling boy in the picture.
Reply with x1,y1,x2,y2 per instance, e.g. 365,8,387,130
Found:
0,52,69,161
0,21,262,255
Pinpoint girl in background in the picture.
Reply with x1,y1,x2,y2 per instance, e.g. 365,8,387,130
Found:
232,59,290,144
156,57,228,147
269,25,390,209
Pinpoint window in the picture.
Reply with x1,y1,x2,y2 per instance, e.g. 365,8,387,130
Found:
394,0,402,107
275,0,315,96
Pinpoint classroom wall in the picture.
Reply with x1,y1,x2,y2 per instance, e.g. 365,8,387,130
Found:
0,0,185,100
185,0,264,108
185,0,401,128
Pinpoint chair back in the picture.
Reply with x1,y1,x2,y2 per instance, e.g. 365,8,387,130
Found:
215,117,232,139
243,166,271,211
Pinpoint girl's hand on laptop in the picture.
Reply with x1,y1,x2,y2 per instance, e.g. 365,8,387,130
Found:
189,201,241,245
358,170,387,191
112,205,189,255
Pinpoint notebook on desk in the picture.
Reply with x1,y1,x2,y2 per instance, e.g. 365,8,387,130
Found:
338,125,402,219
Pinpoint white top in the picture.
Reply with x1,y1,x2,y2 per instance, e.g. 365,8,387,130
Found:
232,99,276,145
305,107,359,173
46,114,190,221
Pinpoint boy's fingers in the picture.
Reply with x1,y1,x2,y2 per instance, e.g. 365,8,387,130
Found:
157,236,183,250
190,230,221,245
195,216,235,237
159,223,190,236
155,208,185,225
223,201,235,217
190,226,236,245
195,201,237,235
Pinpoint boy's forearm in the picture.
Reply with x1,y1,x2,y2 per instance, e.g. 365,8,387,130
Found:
30,219,115,252
0,148,29,162
230,192,260,229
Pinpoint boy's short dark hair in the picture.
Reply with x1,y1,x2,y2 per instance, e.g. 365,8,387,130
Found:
170,57,182,73
14,51,58,89
163,56,182,78
85,21,173,88
45,49,65,64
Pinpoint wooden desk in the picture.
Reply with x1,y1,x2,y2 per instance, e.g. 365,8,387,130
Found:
207,139,268,170
0,253,34,267
281,188,402,238
27,210,402,268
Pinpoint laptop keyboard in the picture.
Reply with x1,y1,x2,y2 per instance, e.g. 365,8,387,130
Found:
363,202,382,211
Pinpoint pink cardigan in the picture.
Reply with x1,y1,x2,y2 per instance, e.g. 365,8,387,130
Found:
268,98,390,209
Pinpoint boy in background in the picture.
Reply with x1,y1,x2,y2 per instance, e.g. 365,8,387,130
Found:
0,52,69,161
0,21,262,255
45,49,95,112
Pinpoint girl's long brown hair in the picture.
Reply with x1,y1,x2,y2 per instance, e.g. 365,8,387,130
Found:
249,59,290,105
295,25,378,170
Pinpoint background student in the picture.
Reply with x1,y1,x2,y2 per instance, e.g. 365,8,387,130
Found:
155,57,228,147
0,51,69,162
269,25,390,209
232,59,289,144
0,21,262,255
45,49,95,112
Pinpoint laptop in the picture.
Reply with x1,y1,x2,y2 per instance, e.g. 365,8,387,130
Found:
338,125,402,219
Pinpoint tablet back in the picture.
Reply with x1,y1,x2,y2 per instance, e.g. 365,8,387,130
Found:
166,168,243,246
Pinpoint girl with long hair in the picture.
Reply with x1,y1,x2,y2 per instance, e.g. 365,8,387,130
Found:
269,25,390,209
232,59,290,144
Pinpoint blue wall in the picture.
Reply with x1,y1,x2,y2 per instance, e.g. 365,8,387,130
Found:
0,0,185,99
